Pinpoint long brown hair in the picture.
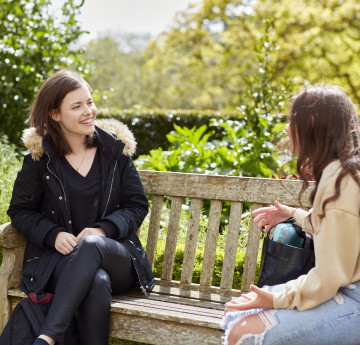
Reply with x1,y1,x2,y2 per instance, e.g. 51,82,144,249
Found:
29,70,95,156
289,85,360,217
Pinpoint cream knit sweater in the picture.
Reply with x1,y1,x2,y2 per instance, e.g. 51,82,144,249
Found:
273,160,360,311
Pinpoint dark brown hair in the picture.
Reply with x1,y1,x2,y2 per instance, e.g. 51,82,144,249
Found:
29,70,94,156
289,85,360,217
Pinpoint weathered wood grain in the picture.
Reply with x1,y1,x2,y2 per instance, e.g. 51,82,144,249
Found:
154,279,241,298
161,196,183,281
0,222,26,249
112,295,224,320
109,312,223,345
0,224,25,330
145,195,164,269
124,289,227,310
139,170,312,207
200,200,222,287
220,201,243,290
241,203,264,292
181,198,203,284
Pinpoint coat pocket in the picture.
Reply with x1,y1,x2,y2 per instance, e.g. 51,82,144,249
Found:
22,248,62,295
22,255,43,293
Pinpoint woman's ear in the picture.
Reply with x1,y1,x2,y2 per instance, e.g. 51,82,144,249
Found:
49,110,59,122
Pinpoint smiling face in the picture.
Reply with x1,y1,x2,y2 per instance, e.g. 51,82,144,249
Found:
51,83,97,141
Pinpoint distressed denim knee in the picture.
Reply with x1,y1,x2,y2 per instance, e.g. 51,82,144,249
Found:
227,310,278,345
222,282,360,345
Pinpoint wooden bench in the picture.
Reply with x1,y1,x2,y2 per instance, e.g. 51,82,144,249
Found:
0,170,312,344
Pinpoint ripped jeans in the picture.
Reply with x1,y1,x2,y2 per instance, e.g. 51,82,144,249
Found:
222,281,360,345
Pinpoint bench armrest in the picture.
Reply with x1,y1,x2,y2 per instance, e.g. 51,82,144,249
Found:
0,222,26,249
0,222,26,331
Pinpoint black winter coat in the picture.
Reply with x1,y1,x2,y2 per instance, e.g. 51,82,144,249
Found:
7,119,155,300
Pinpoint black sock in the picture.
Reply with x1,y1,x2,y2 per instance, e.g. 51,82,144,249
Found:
33,338,50,345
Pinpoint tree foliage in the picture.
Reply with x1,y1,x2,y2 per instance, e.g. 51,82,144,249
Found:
243,0,360,104
85,0,360,110
135,21,294,178
84,33,153,109
0,0,87,144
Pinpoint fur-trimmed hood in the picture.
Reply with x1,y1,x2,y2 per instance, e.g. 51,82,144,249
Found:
22,118,136,161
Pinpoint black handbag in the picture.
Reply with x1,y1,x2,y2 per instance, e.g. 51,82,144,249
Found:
257,221,315,288
0,298,79,345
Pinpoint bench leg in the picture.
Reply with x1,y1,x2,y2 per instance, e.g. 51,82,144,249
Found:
0,246,25,332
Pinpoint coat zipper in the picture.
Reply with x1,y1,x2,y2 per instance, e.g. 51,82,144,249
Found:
130,256,150,296
102,161,117,219
100,162,151,294
26,256,40,262
45,152,71,219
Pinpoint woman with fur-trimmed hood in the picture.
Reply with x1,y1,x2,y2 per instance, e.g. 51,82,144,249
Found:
6,71,154,345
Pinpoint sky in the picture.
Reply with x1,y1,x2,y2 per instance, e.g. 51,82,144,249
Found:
75,0,197,40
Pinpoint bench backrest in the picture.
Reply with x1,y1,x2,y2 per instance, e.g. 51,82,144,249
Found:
138,170,313,296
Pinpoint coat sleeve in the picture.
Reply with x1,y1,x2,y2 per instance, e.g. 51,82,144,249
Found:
293,208,313,234
102,156,148,240
7,155,60,247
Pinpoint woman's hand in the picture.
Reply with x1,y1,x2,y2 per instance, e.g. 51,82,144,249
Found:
224,285,274,313
55,232,78,255
252,201,295,233
76,227,106,241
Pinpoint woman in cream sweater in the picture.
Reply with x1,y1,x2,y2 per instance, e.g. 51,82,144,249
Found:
222,85,360,345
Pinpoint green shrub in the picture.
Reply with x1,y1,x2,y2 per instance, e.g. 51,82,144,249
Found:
134,21,294,178
0,136,22,265
97,108,241,158
0,136,21,223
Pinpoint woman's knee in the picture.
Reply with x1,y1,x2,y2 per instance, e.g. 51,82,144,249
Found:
76,235,106,255
77,234,104,247
228,314,266,345
91,268,111,293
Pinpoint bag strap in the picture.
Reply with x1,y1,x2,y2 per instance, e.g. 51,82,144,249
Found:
266,220,313,249
303,233,313,249
293,224,313,249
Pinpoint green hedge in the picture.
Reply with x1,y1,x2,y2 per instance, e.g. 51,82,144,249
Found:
97,108,241,158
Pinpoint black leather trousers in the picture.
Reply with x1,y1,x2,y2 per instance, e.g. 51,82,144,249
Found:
41,235,137,345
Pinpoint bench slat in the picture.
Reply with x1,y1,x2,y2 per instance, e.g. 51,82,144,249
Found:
126,290,226,310
150,283,233,304
220,201,243,290
139,170,312,207
146,195,164,269
161,196,183,281
181,198,203,284
200,200,222,287
110,297,222,328
241,203,264,291
155,279,241,297
113,296,224,318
